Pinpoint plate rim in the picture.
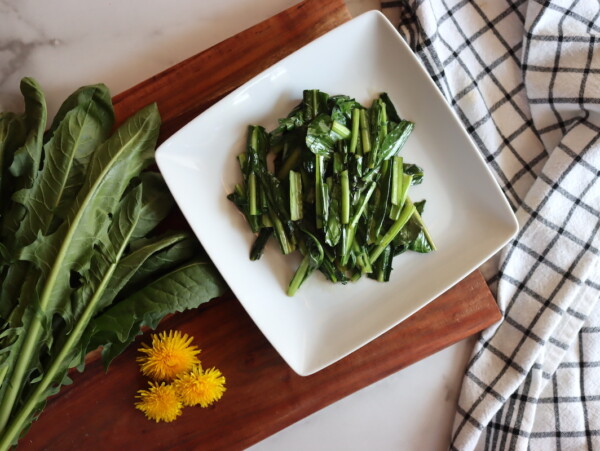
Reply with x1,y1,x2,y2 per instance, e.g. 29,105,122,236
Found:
156,10,519,376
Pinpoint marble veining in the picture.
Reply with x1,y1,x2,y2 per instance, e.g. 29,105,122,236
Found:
0,39,60,88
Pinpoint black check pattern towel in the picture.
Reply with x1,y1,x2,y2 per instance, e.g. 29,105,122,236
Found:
382,0,600,449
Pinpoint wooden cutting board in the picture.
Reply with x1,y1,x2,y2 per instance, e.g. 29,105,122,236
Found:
21,1,501,449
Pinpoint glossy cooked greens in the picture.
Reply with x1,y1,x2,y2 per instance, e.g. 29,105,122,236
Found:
0,78,226,449
228,89,435,296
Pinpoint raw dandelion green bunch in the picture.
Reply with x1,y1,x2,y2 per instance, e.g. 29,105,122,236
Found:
134,330,226,423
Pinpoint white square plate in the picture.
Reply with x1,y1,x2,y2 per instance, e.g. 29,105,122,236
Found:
156,11,518,376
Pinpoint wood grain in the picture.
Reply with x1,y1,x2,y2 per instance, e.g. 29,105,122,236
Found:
111,0,352,140
22,272,498,451
21,0,501,449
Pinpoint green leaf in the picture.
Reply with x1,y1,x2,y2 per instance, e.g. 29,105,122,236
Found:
377,120,414,163
0,80,48,420
379,93,401,123
1,264,40,327
287,230,323,296
110,232,199,301
49,85,115,221
74,184,143,319
250,228,273,261
393,201,433,253
1,184,144,442
246,125,268,176
370,159,393,240
0,84,113,330
272,103,305,135
367,98,389,169
318,257,347,284
130,172,174,240
7,79,46,184
306,114,347,156
328,95,361,125
45,185,143,379
413,200,426,215
12,84,114,247
403,163,424,185
64,185,143,348
84,261,226,369
18,103,160,328
0,113,26,221
408,230,433,253
0,103,161,437
368,244,393,282
46,84,113,139
325,180,341,247
0,307,38,415
303,89,329,122
256,168,294,237
1,78,47,245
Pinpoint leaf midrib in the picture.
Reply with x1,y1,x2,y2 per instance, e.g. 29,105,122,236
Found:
50,89,100,212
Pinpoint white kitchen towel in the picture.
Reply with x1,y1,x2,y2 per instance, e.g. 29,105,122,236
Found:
381,1,600,449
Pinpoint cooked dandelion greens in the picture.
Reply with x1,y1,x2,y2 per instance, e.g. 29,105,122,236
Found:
228,90,436,295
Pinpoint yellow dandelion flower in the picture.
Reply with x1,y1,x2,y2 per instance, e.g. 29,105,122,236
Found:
173,366,226,407
135,382,183,423
137,330,201,381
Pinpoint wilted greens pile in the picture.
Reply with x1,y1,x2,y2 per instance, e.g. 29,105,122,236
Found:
0,78,226,448
228,89,436,296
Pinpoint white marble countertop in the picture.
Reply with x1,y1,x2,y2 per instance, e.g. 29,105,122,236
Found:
0,0,476,449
